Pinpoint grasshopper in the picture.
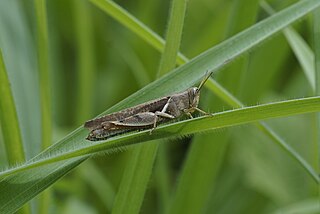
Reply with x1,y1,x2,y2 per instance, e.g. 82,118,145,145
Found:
84,72,212,141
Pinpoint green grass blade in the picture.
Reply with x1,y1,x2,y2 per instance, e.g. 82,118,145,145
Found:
78,161,115,212
73,0,95,124
261,1,315,90
112,0,187,213
156,0,188,210
313,6,320,173
0,0,42,160
207,76,318,182
1,1,320,211
206,78,243,107
34,0,51,150
114,40,150,86
1,96,320,212
1,96,320,180
157,0,187,77
0,50,29,214
96,0,320,113
111,144,158,214
89,0,188,65
168,0,260,212
91,0,319,184
156,144,171,213
254,122,318,184
283,29,315,90
168,134,229,214
0,49,25,164
34,0,52,212
315,10,320,98
271,198,320,214
312,6,320,201
0,158,86,214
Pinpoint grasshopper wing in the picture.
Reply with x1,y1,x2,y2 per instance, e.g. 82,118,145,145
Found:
111,112,156,127
84,97,169,130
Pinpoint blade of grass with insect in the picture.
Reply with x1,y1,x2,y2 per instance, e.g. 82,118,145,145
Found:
1,96,320,179
1,1,320,212
1,96,320,213
112,0,187,213
167,0,260,213
155,0,188,210
91,0,319,183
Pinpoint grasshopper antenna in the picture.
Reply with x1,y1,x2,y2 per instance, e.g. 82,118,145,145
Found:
196,71,213,92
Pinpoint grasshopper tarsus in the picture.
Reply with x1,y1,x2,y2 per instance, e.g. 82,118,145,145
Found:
186,112,193,119
85,72,213,141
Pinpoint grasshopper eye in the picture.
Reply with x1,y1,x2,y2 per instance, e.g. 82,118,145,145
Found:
193,87,201,96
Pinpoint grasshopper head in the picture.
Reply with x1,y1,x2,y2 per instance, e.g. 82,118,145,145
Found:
188,71,213,108
188,87,200,108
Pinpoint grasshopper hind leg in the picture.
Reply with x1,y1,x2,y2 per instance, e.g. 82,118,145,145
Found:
149,111,176,134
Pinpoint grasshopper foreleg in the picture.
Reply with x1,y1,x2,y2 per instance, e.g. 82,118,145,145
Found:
193,107,210,115
184,107,210,117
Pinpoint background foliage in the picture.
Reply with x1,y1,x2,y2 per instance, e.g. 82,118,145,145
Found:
0,0,319,213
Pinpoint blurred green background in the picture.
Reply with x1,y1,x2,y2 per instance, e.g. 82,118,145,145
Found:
0,0,318,213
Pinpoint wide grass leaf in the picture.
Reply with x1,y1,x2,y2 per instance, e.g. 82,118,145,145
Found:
1,96,320,178
1,96,320,213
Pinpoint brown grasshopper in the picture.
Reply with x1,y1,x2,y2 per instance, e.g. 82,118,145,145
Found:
84,72,212,141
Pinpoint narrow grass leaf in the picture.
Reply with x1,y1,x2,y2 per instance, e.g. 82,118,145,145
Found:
34,0,51,150
156,0,188,210
0,50,30,214
34,0,52,212
112,0,187,213
271,198,320,214
79,161,115,212
261,1,315,90
111,144,157,214
284,29,315,89
157,0,187,77
168,0,260,212
73,0,95,124
0,49,25,164
89,0,188,65
313,7,320,177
